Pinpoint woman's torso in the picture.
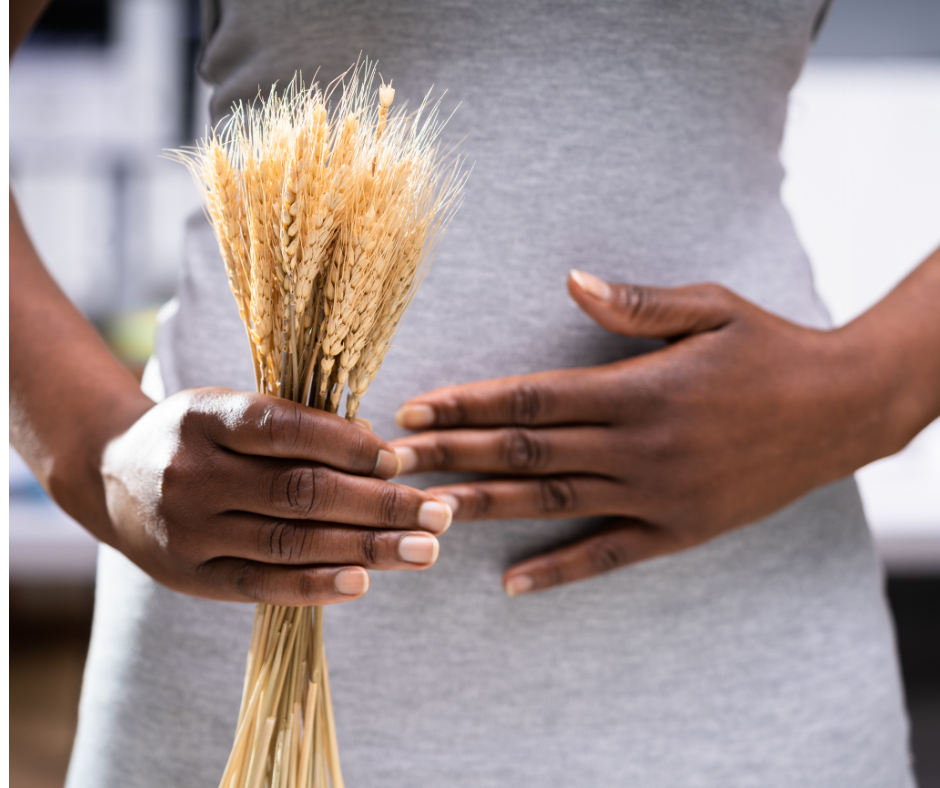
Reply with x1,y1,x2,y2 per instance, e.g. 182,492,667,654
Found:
67,2,913,785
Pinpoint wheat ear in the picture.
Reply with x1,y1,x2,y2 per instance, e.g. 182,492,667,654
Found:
171,62,467,788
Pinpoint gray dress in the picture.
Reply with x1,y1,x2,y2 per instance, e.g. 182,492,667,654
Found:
66,0,915,785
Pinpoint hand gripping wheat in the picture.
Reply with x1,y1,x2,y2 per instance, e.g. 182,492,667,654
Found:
172,63,467,788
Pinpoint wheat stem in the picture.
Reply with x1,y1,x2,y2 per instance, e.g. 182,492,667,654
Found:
171,62,467,788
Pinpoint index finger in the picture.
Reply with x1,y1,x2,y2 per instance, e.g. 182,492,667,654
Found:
394,368,619,430
503,520,679,596
191,389,401,479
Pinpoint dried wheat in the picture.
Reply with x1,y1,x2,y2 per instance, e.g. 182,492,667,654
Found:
171,61,467,788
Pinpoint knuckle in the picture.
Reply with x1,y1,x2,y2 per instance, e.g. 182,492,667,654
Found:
537,478,577,513
427,439,455,470
509,384,546,425
616,283,650,319
610,373,663,423
643,426,680,464
296,568,318,602
698,282,729,303
696,283,736,320
269,465,321,516
261,402,306,453
160,449,212,522
586,535,630,574
377,484,409,527
461,487,494,519
436,396,468,428
345,427,373,470
177,404,209,442
358,530,379,566
501,428,548,472
232,560,263,601
161,452,191,497
257,520,306,562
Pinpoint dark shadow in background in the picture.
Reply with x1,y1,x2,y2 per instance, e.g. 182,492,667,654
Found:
26,0,111,46
888,577,940,787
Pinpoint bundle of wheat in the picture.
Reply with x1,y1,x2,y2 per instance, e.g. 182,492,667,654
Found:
172,63,466,788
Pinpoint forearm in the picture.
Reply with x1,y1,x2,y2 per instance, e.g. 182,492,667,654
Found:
9,194,154,539
839,246,940,460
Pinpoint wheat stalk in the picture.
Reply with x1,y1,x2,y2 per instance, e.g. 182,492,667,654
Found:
170,62,467,788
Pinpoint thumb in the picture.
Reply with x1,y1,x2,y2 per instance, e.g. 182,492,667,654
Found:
568,270,738,339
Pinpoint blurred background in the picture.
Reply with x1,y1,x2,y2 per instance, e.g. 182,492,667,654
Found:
8,0,940,785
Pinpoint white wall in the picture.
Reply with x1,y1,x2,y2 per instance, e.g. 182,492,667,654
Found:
782,58,940,569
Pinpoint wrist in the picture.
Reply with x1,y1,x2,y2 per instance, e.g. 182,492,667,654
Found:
845,248,940,463
833,311,932,468
46,383,155,543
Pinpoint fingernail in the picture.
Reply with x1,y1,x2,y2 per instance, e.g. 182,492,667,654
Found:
335,567,370,596
394,446,418,475
570,270,611,301
505,575,534,597
355,417,373,432
374,449,401,479
435,493,460,516
395,404,435,429
398,533,440,564
418,500,453,534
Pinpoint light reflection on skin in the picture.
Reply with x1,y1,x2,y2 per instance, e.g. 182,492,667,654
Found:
203,391,255,432
101,394,189,548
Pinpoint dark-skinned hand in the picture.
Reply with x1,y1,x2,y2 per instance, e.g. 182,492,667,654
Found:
390,269,906,597
101,388,452,605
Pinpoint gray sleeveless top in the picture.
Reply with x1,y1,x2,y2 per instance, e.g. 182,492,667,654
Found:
67,1,914,785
